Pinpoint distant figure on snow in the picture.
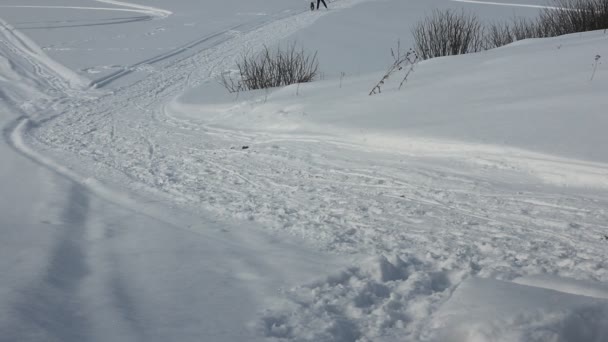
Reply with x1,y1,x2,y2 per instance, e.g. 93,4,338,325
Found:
316,0,328,10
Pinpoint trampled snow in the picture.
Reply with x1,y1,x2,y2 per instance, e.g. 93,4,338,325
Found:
1,0,607,341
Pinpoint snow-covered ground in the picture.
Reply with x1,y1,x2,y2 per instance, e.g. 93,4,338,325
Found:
1,0,607,341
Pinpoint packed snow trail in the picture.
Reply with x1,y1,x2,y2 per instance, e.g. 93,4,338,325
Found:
30,31,608,342
1,117,340,341
0,2,348,341
0,17,89,95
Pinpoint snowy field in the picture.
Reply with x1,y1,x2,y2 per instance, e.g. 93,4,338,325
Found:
1,0,607,341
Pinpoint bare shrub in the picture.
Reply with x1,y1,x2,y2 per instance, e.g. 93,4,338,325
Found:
220,44,318,93
486,21,514,48
486,17,545,48
488,0,608,48
539,0,608,36
219,70,244,94
412,9,485,60
511,16,547,39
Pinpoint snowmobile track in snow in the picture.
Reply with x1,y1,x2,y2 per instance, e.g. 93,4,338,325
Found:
2,0,608,340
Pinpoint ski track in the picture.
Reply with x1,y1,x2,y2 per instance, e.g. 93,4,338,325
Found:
2,0,608,340
93,0,173,18
0,5,167,16
0,18,89,97
0,0,173,19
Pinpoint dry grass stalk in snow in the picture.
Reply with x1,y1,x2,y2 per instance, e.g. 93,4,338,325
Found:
369,41,418,96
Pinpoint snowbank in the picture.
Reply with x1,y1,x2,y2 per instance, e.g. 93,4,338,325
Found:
261,259,608,341
428,276,608,342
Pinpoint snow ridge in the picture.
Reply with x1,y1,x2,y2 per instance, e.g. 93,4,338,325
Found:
0,17,89,94
94,0,173,18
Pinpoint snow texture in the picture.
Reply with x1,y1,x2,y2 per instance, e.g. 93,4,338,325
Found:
1,0,607,341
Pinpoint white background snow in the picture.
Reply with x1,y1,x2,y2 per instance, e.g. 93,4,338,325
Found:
1,0,607,341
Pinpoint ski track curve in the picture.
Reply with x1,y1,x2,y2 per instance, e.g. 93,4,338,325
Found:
0,17,89,96
0,5,167,16
2,0,608,340
94,0,173,18
1,0,173,19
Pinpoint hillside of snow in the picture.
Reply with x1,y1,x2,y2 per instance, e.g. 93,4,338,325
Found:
169,26,608,341
174,29,608,186
1,0,607,341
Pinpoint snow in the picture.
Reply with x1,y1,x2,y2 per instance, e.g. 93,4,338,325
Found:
1,0,608,341
1,101,344,342
427,276,608,342
1,0,316,87
172,29,608,188
285,0,543,76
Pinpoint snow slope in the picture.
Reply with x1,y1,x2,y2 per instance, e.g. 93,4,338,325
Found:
0,2,345,341
428,276,608,342
285,0,544,75
0,128,341,342
1,0,608,341
173,30,608,186
1,0,314,87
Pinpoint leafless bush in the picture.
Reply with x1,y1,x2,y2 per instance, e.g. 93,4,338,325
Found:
412,9,485,60
511,16,548,39
369,41,418,95
220,44,318,93
487,0,608,48
539,0,608,36
486,17,545,48
486,22,514,49
219,70,244,94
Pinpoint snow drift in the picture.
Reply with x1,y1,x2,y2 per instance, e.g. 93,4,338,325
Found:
1,0,607,341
